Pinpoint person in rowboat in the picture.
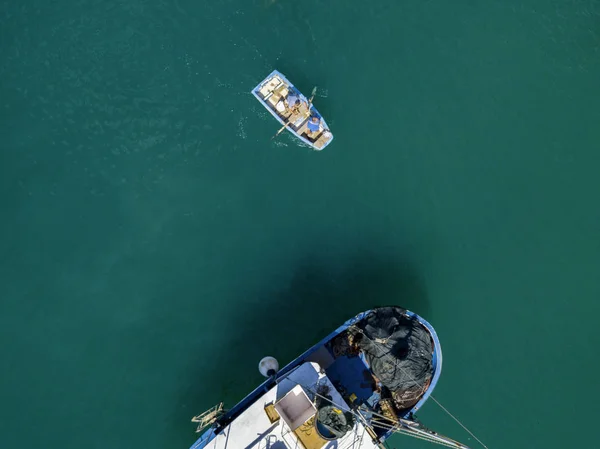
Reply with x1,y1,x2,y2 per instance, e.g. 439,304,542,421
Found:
307,116,321,135
285,92,304,112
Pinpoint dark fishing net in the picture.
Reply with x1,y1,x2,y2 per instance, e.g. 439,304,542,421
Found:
350,307,433,408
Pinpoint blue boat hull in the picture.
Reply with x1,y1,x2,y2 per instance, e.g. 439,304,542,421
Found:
190,307,442,449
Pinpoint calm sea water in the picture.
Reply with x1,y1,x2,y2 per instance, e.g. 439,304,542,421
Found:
1,1,599,448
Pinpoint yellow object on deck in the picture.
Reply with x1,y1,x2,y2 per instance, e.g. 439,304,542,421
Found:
264,403,280,423
293,416,328,449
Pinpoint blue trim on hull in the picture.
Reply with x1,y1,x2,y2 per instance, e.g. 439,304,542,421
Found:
408,311,443,413
189,308,441,449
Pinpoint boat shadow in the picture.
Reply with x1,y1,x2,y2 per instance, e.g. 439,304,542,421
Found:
176,250,430,440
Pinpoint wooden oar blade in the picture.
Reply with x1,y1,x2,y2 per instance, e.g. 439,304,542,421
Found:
308,86,317,105
272,122,288,139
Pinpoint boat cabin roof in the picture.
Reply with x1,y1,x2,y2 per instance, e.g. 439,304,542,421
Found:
201,362,378,449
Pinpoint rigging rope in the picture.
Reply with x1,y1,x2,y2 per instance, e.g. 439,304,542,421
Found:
291,377,469,449
370,417,470,449
357,327,490,449
370,422,465,449
428,397,489,449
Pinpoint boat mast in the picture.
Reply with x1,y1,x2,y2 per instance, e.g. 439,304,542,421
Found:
370,415,472,449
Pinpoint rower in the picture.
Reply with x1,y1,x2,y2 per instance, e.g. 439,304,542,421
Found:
307,116,321,135
285,92,303,112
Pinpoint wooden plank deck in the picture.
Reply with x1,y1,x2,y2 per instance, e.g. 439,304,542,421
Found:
313,132,332,149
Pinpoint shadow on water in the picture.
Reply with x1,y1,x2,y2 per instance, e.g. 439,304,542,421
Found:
174,249,429,444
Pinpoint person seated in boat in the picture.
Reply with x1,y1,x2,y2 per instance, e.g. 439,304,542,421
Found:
275,99,286,113
307,116,321,135
285,92,303,112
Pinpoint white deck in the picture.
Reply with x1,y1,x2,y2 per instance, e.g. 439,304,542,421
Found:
204,362,378,449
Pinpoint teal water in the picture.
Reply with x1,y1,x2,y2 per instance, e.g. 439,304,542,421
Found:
1,1,599,448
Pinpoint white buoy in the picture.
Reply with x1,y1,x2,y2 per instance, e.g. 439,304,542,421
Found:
258,356,279,377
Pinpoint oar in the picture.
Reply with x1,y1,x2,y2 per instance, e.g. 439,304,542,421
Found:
272,86,317,139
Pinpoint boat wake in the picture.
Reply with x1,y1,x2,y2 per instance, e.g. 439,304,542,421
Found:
237,116,247,140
